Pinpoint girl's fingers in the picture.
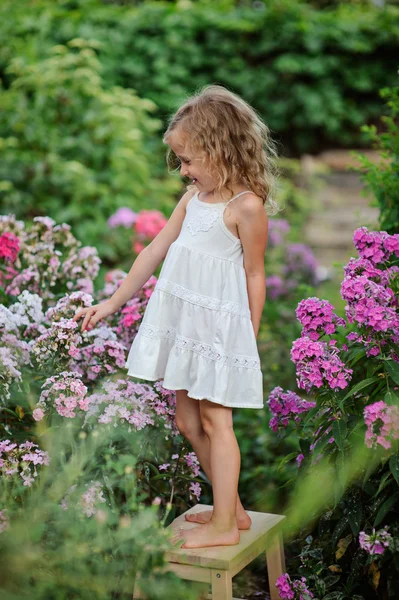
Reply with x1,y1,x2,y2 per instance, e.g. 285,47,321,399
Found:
82,309,95,331
73,309,85,322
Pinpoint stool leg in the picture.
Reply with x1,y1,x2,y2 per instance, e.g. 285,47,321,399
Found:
211,570,233,600
266,531,286,600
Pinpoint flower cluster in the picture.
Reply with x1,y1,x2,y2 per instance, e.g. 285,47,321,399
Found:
32,318,83,371
61,480,107,517
291,337,353,392
268,218,290,248
107,207,137,229
0,232,20,263
0,439,50,487
80,481,107,517
97,269,127,300
7,290,44,330
64,246,101,295
85,379,155,429
296,297,346,341
115,276,157,347
45,291,94,322
363,400,399,450
158,450,202,501
267,386,316,432
353,227,399,265
341,275,399,333
77,336,126,382
33,371,90,421
134,210,167,240
343,256,389,284
275,573,314,599
3,215,101,300
132,210,167,253
359,526,393,555
82,378,178,436
266,274,297,300
7,218,61,296
0,347,23,403
283,243,321,287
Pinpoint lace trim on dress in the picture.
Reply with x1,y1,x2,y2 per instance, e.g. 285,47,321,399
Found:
138,323,261,370
186,206,220,236
156,277,251,318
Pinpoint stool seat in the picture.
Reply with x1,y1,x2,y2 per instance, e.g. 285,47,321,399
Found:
133,503,286,600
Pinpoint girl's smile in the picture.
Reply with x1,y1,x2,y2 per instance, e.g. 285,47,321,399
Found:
167,129,218,193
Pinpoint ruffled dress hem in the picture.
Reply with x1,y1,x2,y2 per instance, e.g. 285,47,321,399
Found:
124,370,264,409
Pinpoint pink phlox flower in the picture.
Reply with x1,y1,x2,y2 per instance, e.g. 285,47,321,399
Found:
359,526,392,555
107,207,137,228
134,210,167,240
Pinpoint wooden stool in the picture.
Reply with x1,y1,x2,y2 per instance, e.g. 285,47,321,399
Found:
133,503,286,600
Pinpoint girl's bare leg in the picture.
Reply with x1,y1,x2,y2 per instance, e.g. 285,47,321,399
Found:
173,397,245,548
174,390,251,529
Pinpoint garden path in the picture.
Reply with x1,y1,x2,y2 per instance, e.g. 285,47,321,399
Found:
301,149,380,276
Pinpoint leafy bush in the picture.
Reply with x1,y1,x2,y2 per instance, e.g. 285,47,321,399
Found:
353,83,399,236
0,38,180,262
268,226,399,599
0,0,398,155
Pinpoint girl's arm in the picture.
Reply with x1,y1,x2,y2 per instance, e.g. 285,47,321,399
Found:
237,195,269,338
109,188,196,310
74,189,196,332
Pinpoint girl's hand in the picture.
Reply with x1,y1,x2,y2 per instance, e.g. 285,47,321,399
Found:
73,300,118,332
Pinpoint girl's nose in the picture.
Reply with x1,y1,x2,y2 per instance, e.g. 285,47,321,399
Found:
180,165,189,177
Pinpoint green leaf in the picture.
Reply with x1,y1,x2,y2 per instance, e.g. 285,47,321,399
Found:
374,470,393,497
323,574,341,589
385,390,399,406
324,592,345,600
342,377,379,401
386,361,399,386
332,419,347,452
277,451,299,471
347,506,363,536
374,493,399,527
346,347,366,366
389,454,399,486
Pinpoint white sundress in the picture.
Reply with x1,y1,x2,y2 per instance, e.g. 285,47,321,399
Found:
124,189,264,409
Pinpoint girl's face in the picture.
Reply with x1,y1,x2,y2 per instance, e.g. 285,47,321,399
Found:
167,128,218,192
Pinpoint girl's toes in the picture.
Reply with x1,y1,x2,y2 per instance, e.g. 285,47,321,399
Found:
185,513,197,522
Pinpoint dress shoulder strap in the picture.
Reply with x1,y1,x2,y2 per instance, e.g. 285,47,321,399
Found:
224,190,253,208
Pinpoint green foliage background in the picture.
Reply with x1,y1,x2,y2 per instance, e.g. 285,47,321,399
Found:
1,0,398,155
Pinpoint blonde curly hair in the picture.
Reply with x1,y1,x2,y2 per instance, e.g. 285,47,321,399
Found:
163,84,281,216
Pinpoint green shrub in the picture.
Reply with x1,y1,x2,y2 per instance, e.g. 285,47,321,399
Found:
0,38,180,262
353,83,399,236
0,0,398,154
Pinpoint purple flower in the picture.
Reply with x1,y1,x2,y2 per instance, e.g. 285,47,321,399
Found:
359,526,392,555
283,244,320,287
364,401,399,450
291,336,353,392
266,275,296,299
341,275,399,334
267,386,316,431
296,453,304,467
296,297,346,340
107,207,137,228
268,219,290,248
275,573,313,599
353,227,399,264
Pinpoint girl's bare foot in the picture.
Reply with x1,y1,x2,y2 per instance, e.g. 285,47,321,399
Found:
172,520,240,549
185,508,252,530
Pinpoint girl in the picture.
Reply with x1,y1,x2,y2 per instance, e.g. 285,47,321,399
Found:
74,84,280,550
